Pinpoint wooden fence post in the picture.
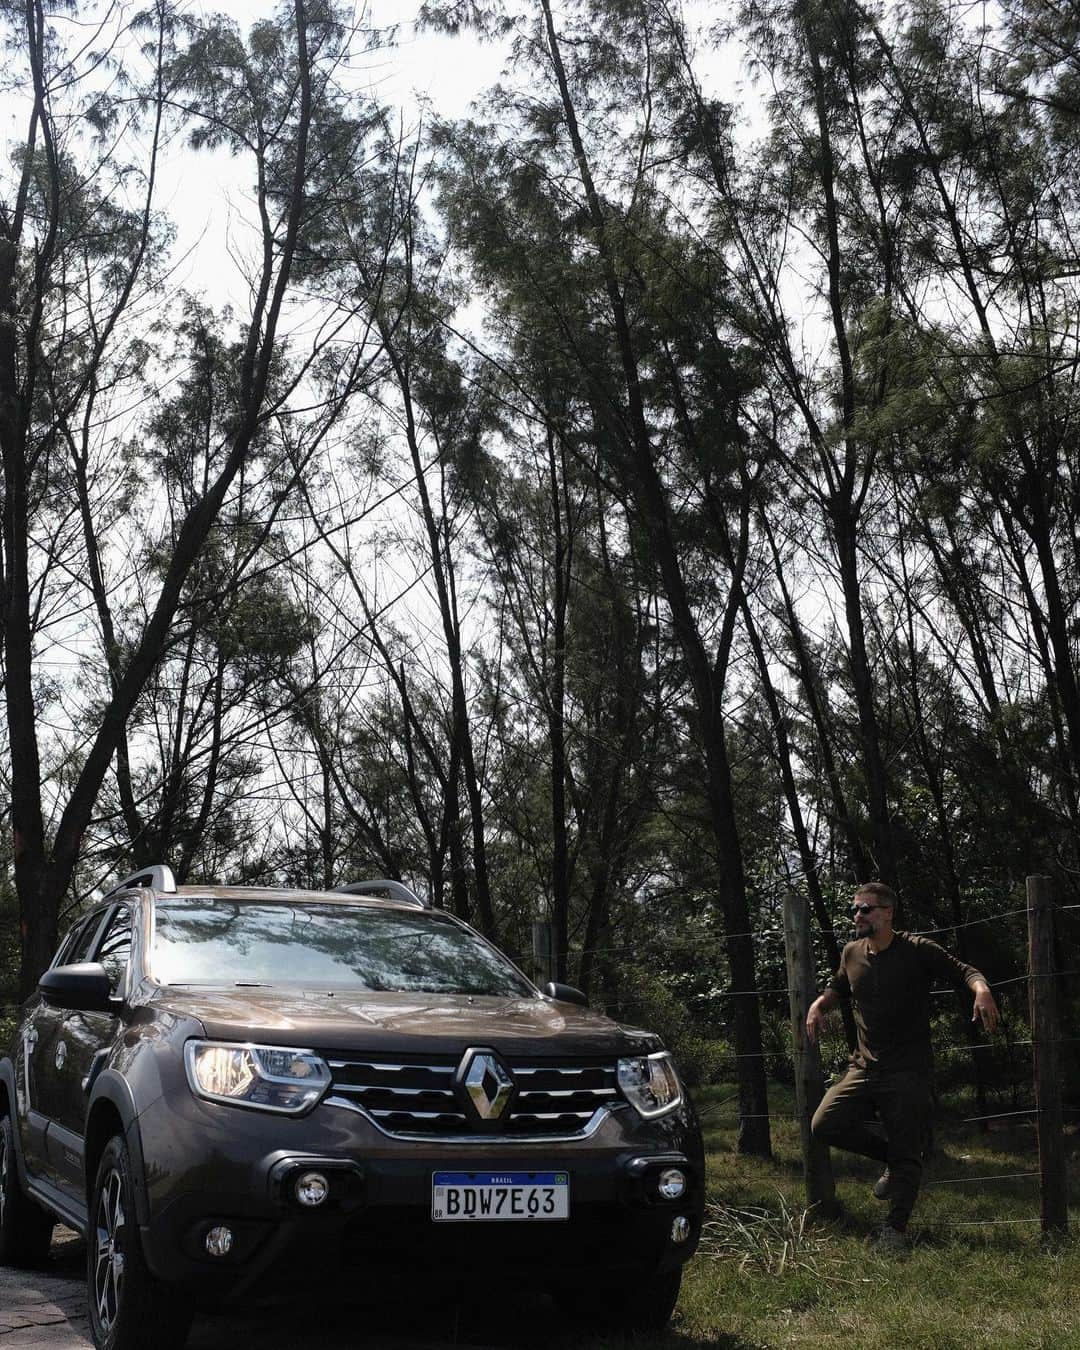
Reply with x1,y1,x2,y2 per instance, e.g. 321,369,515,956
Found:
1026,874,1067,1236
532,919,555,987
783,890,838,1216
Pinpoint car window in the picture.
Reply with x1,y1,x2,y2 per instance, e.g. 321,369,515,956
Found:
51,920,88,969
151,899,534,997
96,906,133,995
68,913,107,965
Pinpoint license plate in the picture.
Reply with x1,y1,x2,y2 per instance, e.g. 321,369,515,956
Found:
431,1171,569,1221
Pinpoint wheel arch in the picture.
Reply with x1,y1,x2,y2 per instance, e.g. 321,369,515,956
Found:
0,1057,13,1117
0,1057,30,1188
85,1072,150,1226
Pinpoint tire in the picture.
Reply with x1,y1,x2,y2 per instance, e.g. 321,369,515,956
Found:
87,1136,192,1350
555,1266,682,1333
0,1110,54,1268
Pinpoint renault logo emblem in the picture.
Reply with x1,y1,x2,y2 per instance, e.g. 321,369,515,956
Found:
460,1050,513,1121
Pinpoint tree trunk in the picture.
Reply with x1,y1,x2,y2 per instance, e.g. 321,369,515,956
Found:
742,597,857,1049
540,0,771,1154
547,423,571,981
832,508,897,886
764,518,872,882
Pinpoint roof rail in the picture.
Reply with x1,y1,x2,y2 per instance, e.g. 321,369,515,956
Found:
334,880,427,909
103,864,177,899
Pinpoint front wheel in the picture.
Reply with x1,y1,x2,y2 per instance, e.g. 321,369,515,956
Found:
87,1136,192,1350
0,1110,54,1267
555,1266,683,1333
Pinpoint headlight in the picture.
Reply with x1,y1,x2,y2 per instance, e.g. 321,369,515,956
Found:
617,1051,683,1119
184,1040,330,1115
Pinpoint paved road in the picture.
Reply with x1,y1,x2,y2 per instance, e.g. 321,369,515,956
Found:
0,1230,566,1350
0,1231,89,1349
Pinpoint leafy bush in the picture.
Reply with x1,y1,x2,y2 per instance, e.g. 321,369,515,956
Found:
606,965,728,1087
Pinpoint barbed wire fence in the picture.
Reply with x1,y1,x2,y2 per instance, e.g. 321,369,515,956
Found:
768,873,1073,1235
532,875,1076,1237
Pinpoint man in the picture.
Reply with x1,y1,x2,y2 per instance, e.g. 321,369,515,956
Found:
805,882,999,1253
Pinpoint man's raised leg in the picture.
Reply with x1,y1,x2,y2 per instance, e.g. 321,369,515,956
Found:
810,1067,889,1162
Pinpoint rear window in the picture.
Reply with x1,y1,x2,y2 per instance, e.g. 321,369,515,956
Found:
151,898,534,998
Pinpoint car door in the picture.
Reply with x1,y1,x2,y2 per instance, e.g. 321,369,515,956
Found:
19,912,107,1185
47,903,133,1204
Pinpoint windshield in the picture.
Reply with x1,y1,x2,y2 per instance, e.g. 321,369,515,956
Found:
151,898,535,997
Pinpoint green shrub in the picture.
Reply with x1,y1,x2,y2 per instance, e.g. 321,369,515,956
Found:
606,965,729,1086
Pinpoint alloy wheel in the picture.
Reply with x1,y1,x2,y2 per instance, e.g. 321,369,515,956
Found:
93,1167,126,1335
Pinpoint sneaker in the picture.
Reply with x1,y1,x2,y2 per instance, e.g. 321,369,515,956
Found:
872,1168,892,1200
868,1224,909,1256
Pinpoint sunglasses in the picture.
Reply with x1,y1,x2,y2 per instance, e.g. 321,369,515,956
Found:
851,902,885,916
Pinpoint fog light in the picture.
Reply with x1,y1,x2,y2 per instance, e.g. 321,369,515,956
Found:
205,1225,234,1257
670,1215,691,1244
296,1171,329,1207
658,1167,687,1200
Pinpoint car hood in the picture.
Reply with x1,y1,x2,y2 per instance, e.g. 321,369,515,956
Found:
150,987,661,1058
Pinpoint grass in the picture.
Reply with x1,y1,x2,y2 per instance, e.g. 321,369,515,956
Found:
566,1083,1080,1350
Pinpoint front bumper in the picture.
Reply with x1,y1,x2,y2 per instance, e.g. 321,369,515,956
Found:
137,1085,704,1300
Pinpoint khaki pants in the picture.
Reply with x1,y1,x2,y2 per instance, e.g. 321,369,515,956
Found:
810,1066,932,1231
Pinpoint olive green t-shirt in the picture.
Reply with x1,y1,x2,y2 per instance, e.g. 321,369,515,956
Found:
827,932,986,1070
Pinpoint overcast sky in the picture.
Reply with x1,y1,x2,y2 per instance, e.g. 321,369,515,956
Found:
145,2,504,307
160,1,742,311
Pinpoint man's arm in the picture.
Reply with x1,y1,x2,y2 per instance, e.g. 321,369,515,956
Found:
916,937,999,1033
806,987,840,1044
807,948,850,1044
970,978,999,1033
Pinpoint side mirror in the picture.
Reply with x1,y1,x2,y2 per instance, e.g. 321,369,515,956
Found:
544,981,588,1007
38,963,115,1013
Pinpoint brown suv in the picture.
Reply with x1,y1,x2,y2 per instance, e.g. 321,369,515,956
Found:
0,866,704,1350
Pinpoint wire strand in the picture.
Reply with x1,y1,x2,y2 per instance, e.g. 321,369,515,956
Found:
922,1171,1041,1187
918,1217,1050,1227
962,1108,1040,1123
565,899,1044,960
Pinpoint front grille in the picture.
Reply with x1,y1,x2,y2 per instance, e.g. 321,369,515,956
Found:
325,1054,620,1138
